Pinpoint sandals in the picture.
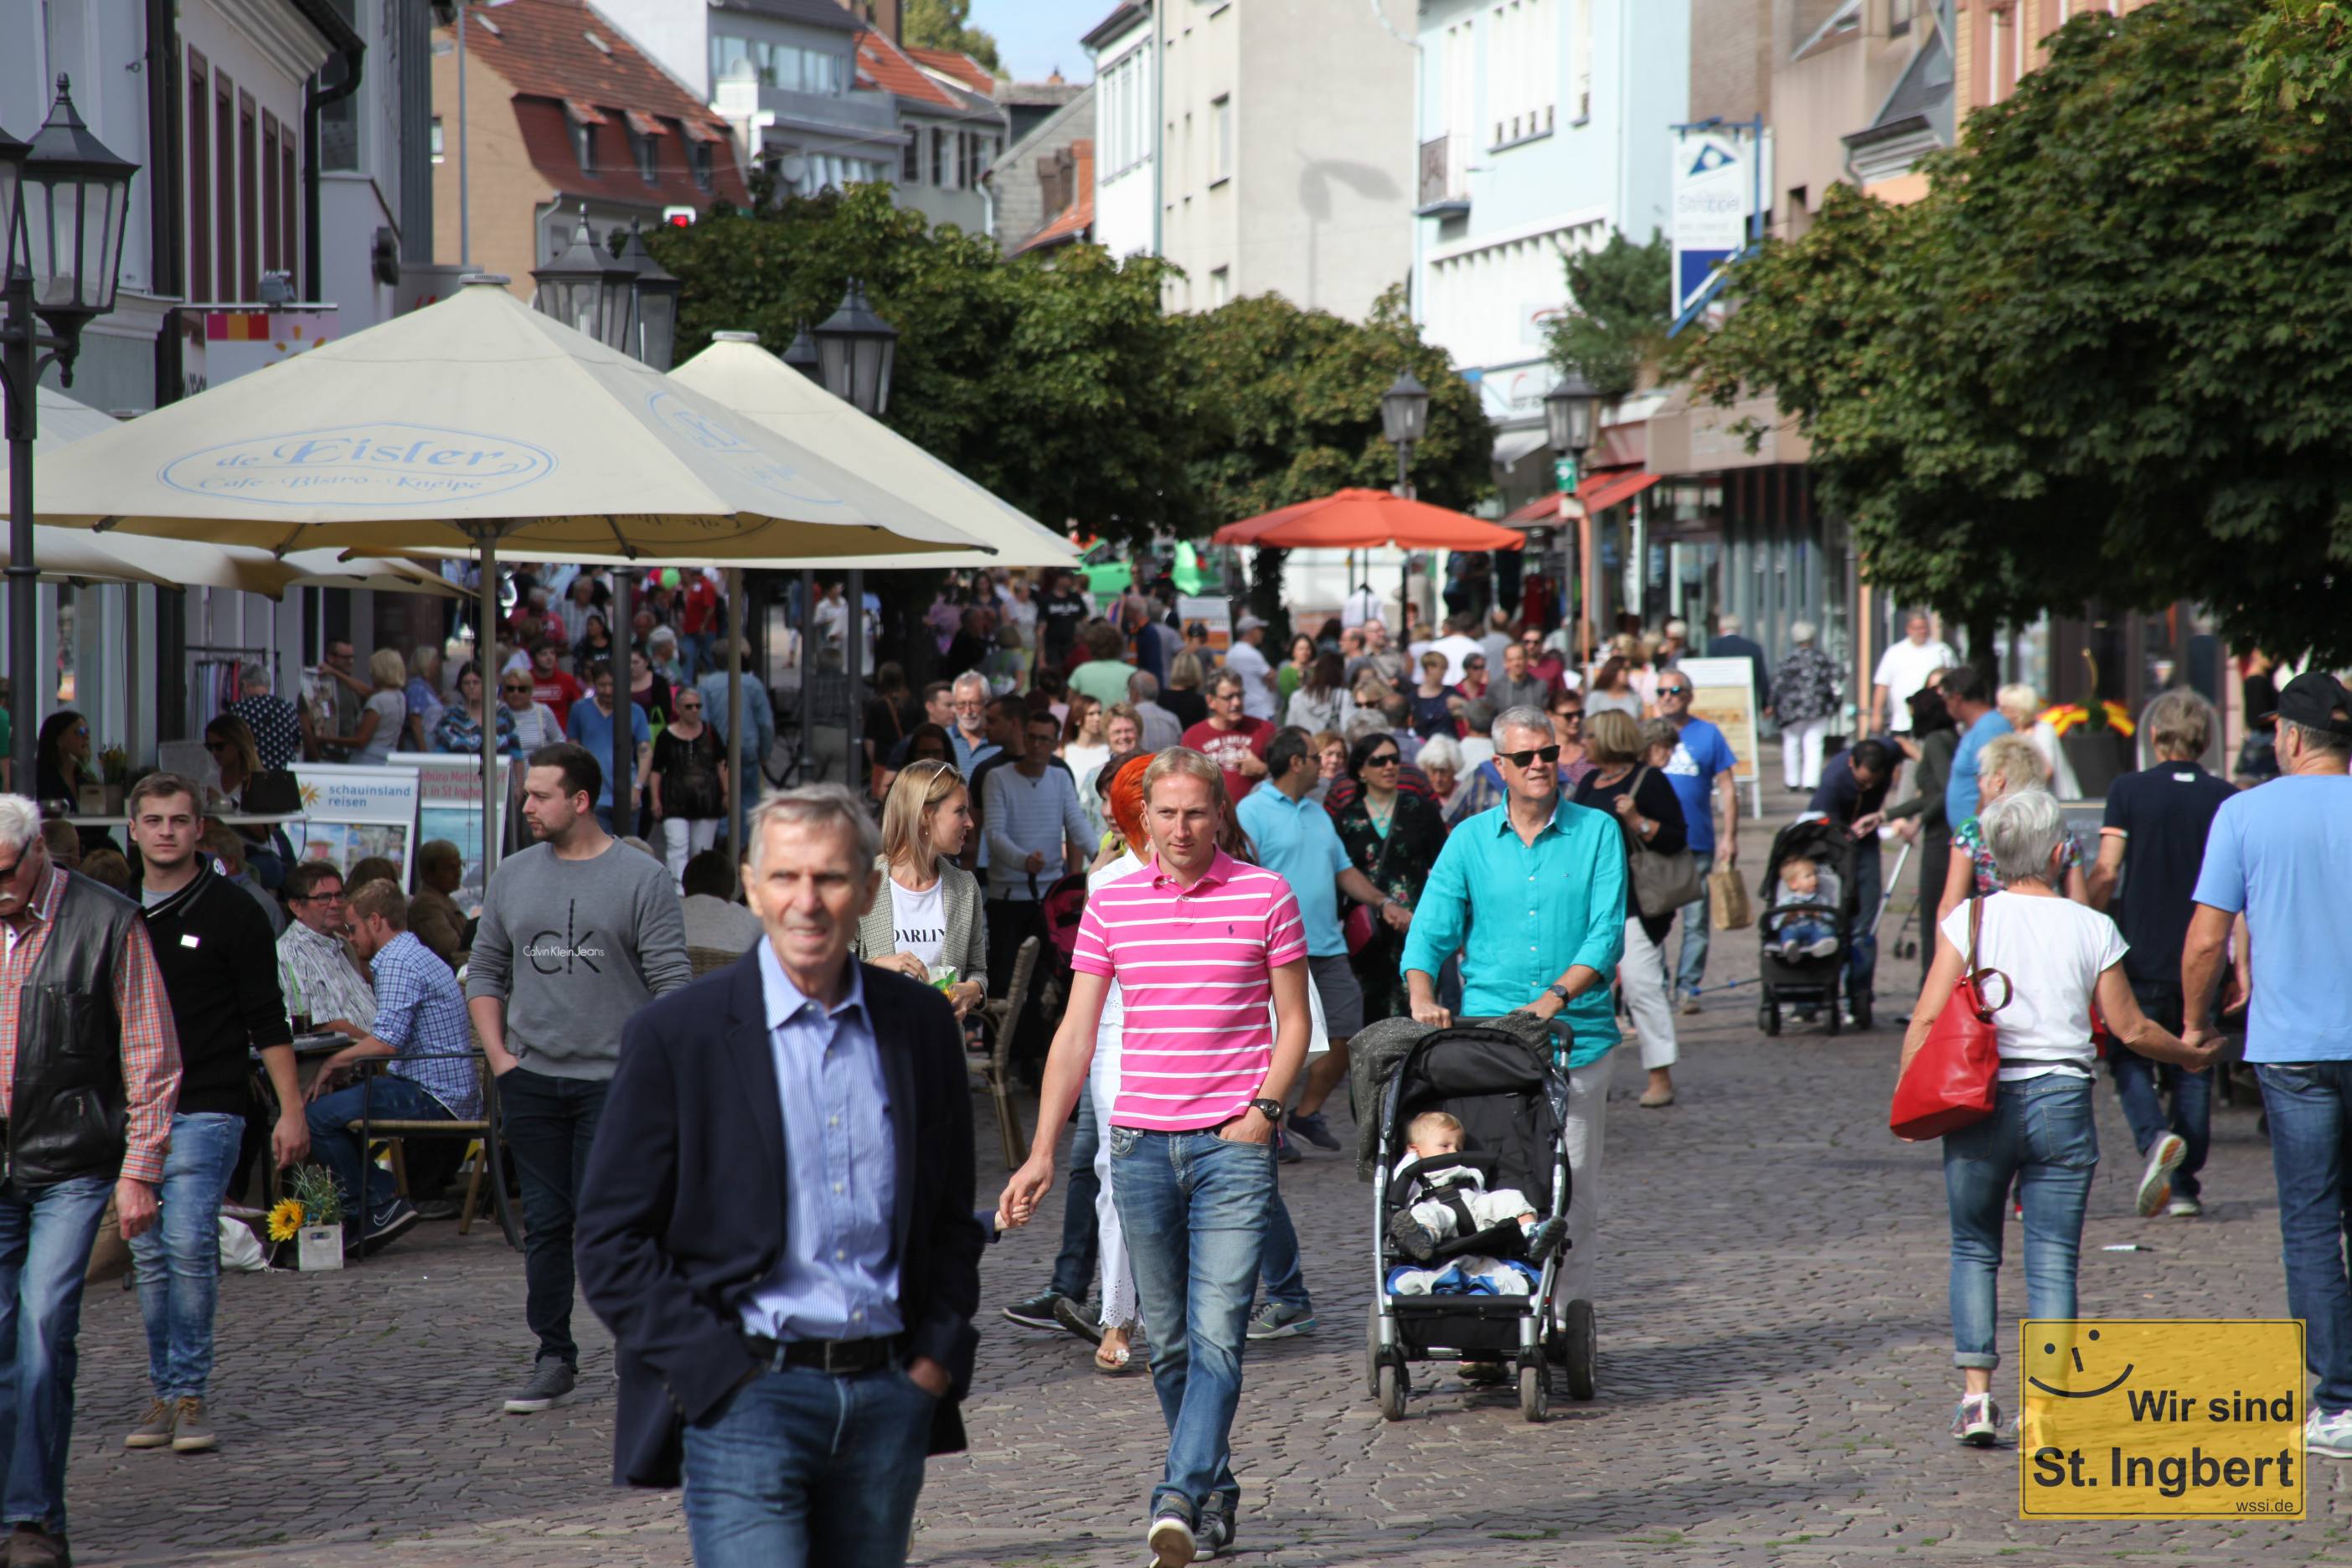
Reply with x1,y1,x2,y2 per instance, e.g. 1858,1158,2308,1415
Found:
1095,1338,1137,1375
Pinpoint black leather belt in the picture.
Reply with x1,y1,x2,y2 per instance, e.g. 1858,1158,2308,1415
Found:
741,1331,904,1375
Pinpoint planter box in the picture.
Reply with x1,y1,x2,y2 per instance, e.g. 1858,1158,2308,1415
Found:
297,1225,344,1271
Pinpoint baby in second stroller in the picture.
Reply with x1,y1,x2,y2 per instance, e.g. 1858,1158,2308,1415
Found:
1386,1112,1561,1263
1763,855,1843,961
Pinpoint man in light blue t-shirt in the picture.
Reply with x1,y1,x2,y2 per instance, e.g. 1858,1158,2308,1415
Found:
2184,672,2352,1447
562,666,652,833
1654,675,1738,1015
1942,665,2009,828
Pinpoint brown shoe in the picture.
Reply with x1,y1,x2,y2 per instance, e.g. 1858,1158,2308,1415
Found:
9,1522,70,1566
169,1397,216,1453
123,1398,176,1450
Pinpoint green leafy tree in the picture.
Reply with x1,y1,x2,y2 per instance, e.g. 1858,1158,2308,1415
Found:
902,0,1003,75
1180,286,1492,527
650,182,1195,546
2241,0,2352,120
1676,0,2352,663
1544,230,1671,403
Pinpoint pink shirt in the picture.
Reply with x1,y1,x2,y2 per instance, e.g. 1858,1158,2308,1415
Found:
1072,848,1308,1132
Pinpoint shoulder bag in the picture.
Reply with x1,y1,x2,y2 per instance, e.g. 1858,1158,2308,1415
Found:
1888,896,2013,1142
1620,766,1705,913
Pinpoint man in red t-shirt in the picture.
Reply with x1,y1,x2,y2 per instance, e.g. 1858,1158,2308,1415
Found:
529,641,585,730
1180,669,1273,802
676,572,721,680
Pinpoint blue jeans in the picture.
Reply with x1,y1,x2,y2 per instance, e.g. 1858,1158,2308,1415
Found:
681,1363,935,1568
0,1176,111,1534
498,1066,608,1367
1049,1081,1102,1302
2256,1061,2352,1414
1256,1189,1313,1312
1847,843,1882,999
680,630,715,683
2107,981,2209,1201
1109,1126,1274,1524
1942,1073,2098,1368
1767,916,1834,952
304,1077,452,1222
128,1112,245,1401
1674,853,1714,999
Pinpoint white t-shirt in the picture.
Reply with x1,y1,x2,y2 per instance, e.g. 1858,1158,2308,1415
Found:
1427,633,1484,685
889,875,949,972
1223,639,1277,720
1873,637,1959,730
1937,891,2126,1081
1340,585,1383,630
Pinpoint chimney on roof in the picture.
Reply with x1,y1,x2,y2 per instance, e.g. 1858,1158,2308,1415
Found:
1046,70,1065,85
852,0,904,46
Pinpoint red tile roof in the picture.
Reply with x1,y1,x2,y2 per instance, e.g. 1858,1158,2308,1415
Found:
905,46,997,96
1014,140,1095,255
854,29,965,111
445,0,749,209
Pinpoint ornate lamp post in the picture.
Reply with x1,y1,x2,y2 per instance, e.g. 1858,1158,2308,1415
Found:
1545,369,1599,662
529,209,636,350
809,281,899,787
616,222,680,371
2,76,137,793
1379,369,1431,498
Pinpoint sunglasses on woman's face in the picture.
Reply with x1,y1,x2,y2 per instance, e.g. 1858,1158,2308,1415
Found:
1364,752,1400,767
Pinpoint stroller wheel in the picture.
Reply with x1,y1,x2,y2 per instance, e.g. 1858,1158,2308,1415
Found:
1519,1361,1550,1422
1759,998,1781,1037
1377,1362,1408,1421
1560,1299,1596,1400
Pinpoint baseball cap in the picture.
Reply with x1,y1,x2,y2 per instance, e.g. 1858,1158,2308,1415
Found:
1235,613,1266,633
2266,671,2352,736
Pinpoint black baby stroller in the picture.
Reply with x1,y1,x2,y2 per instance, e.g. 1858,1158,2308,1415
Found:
1755,816,1867,1035
1364,1025,1582,1423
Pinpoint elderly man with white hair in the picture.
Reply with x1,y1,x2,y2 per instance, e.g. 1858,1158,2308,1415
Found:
225,663,302,771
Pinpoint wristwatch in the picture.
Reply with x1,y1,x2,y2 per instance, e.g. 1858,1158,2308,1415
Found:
1249,1097,1284,1122
1545,983,1573,1005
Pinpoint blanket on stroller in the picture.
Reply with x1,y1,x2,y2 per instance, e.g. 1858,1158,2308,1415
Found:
1349,1010,1559,1181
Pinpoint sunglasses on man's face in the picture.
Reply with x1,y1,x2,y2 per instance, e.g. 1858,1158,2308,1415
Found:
1499,745,1562,768
1658,684,1692,699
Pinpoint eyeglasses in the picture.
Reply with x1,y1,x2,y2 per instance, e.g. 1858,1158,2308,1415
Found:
503,685,531,694
1557,709,1585,723
1499,745,1562,768
204,740,231,754
1364,752,1400,767
678,702,702,711
1658,684,1692,698
291,890,346,904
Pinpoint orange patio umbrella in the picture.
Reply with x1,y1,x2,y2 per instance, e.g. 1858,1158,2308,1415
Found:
1212,487,1526,550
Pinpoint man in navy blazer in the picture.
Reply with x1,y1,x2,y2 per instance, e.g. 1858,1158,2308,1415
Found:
576,783,983,1568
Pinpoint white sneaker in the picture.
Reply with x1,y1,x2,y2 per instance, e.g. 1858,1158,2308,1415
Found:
2307,1408,2352,1459
2167,1195,2204,1218
1951,1392,2001,1447
2136,1132,2188,1217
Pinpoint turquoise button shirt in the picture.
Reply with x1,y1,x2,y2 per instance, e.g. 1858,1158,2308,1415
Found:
1400,797,1628,1067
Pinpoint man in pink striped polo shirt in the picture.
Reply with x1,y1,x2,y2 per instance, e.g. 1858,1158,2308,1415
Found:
1003,748,1310,1568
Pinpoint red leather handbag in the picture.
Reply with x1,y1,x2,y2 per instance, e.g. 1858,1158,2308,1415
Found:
1889,898,2013,1142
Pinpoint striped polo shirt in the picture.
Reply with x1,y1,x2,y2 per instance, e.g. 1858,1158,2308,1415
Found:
1072,848,1308,1132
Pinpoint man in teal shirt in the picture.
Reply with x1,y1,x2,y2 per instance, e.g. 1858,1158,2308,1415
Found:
1401,704,1625,1335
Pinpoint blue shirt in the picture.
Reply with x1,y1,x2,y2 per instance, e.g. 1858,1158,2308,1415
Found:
1946,709,2011,829
2190,776,2352,1063
952,730,1000,778
367,931,480,1119
1236,782,1351,957
1400,797,1628,1066
739,943,902,1341
563,699,652,809
695,670,775,763
1660,718,1736,855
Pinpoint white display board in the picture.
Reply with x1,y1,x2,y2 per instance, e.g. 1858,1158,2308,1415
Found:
285,765,420,888
1675,656,1763,817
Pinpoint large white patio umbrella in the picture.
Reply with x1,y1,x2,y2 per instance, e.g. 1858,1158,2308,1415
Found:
32,276,988,869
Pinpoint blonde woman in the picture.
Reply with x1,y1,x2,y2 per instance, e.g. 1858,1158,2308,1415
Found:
856,760,988,1017
321,649,408,766
1997,682,2082,801
1937,733,2089,922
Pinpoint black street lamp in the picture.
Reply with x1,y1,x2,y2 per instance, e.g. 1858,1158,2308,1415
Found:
780,322,821,380
3,75,137,796
811,280,896,416
531,209,635,351
1544,369,1596,475
616,221,681,371
1379,368,1430,498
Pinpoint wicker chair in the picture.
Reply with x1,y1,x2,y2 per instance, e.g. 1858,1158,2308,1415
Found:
344,1050,520,1260
688,945,744,979
973,936,1039,1168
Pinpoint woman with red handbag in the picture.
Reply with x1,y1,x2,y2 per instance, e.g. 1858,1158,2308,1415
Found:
1898,788,2217,1448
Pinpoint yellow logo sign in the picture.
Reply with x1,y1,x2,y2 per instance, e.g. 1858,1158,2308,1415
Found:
2019,1319,2303,1519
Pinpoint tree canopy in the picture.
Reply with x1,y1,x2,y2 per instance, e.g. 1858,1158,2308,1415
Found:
1677,0,2352,663
902,0,1003,75
651,181,1199,546
1545,230,1670,404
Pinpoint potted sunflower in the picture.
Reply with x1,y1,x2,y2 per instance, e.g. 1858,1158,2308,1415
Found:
267,1166,346,1271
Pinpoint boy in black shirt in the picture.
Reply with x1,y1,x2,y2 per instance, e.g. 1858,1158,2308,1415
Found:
125,776,302,1456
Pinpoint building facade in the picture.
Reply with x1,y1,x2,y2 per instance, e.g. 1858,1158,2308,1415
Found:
990,85,1095,253
1083,3,1154,262
859,31,1007,235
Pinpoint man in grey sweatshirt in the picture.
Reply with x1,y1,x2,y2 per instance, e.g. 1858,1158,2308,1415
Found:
468,741,689,1416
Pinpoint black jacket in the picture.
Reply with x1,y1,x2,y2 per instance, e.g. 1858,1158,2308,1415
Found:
11,872,143,1185
575,952,984,1488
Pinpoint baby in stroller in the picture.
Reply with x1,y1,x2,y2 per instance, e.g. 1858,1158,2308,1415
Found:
1385,1112,1562,1264
1762,855,1843,960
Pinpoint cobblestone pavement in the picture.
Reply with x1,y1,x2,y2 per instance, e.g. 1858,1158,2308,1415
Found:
59,793,2352,1566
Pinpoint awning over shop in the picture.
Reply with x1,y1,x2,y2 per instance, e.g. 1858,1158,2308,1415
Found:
1503,468,1658,525
1490,425,1549,470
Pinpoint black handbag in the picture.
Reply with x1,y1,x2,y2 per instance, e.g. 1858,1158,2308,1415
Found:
240,769,302,814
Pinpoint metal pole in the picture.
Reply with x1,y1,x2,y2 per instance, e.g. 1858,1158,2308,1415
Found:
611,568,633,833
845,568,864,799
456,0,471,268
5,276,37,795
725,567,746,855
478,534,501,875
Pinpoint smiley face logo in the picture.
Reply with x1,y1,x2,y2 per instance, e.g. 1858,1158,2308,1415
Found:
2029,1328,2134,1399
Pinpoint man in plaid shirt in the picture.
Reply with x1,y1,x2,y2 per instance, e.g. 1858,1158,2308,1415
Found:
0,797,180,1568
302,879,479,1252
